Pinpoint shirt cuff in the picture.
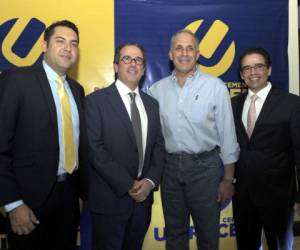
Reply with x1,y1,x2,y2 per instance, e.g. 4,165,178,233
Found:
4,200,24,213
145,178,155,189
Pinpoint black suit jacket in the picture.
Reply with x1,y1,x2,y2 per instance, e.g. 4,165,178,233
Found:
231,87,300,206
85,83,165,214
0,64,89,209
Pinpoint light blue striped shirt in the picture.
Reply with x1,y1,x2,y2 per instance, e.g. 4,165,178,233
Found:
5,61,80,212
147,68,239,165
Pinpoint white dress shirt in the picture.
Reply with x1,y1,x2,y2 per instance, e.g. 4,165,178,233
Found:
242,82,272,130
115,79,148,177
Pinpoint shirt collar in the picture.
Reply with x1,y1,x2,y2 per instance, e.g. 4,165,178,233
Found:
247,81,272,101
43,60,66,83
115,79,140,97
171,65,200,83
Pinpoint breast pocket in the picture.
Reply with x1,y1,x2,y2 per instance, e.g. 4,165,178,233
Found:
185,100,216,123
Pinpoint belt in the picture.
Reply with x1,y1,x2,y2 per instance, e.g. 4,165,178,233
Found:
56,173,70,182
167,147,219,160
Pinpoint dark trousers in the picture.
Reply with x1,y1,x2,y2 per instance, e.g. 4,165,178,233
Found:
233,193,294,250
8,178,80,250
91,202,151,250
161,149,222,250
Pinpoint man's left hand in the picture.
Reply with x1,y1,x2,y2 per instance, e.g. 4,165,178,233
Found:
128,179,153,202
217,180,234,204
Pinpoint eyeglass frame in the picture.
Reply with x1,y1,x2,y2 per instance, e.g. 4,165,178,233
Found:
120,55,144,65
240,63,268,74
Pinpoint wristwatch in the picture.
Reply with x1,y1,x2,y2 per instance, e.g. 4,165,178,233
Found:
222,176,236,184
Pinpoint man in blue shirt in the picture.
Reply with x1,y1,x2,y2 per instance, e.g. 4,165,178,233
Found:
0,20,88,250
148,29,239,250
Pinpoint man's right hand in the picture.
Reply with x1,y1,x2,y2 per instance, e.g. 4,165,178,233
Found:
8,204,40,235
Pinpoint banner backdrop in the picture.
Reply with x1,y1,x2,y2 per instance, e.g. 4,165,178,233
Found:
115,0,288,93
0,1,288,250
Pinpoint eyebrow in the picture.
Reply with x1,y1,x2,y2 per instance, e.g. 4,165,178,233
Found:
54,36,79,43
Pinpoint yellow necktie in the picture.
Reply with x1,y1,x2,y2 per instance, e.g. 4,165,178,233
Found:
56,76,76,174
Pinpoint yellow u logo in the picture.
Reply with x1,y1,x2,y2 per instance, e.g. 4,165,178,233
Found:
1,18,44,67
185,19,235,77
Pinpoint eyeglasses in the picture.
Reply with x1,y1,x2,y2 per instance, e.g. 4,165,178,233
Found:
120,55,144,65
241,63,267,74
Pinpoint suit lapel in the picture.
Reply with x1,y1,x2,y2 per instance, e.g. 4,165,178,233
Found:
236,93,249,139
252,87,281,135
35,66,58,136
140,93,151,149
67,77,86,141
67,77,83,117
106,84,137,146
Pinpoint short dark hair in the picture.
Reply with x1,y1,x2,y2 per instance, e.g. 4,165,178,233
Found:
44,20,79,43
239,47,271,71
113,42,146,68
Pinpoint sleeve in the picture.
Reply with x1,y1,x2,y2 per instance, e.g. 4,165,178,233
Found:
215,81,240,165
290,98,300,202
4,200,24,212
0,71,23,206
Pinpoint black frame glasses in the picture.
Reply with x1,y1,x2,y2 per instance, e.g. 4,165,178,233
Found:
241,63,267,74
120,55,144,65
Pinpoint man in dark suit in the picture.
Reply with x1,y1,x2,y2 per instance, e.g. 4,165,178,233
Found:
231,47,300,250
0,20,88,250
85,43,165,250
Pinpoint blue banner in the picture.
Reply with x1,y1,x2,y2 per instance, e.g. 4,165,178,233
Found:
115,0,288,92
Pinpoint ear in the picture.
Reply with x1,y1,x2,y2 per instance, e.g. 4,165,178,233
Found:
196,49,200,60
41,40,48,53
113,63,119,74
240,71,245,81
268,66,272,76
169,50,173,61
141,67,145,76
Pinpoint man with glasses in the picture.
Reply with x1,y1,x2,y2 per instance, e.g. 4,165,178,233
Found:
85,43,165,250
231,47,300,249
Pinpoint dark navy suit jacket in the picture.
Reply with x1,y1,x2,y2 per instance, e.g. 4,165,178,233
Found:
231,87,300,205
85,83,165,214
0,64,89,209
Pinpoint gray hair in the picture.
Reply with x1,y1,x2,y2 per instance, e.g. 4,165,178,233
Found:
170,29,199,50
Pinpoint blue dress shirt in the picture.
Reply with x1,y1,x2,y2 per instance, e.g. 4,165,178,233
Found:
147,68,239,165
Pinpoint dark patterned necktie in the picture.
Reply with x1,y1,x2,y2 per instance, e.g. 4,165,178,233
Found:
129,92,143,176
